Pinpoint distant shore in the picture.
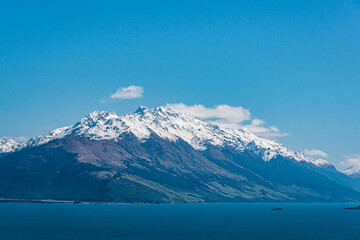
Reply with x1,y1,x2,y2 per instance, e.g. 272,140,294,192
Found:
0,198,134,204
1,198,360,206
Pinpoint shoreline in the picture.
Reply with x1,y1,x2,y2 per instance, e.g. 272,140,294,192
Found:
0,198,359,205
0,198,134,205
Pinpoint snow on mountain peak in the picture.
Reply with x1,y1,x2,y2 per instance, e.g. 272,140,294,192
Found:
19,106,330,167
84,110,118,122
135,105,148,113
0,136,28,153
312,159,331,167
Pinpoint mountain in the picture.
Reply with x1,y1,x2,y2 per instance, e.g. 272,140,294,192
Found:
343,167,360,187
0,106,359,203
348,172,360,180
0,136,28,154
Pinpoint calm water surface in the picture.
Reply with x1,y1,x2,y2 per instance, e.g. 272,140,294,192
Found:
0,203,359,240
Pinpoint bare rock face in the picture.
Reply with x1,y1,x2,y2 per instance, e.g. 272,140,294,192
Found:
0,107,359,203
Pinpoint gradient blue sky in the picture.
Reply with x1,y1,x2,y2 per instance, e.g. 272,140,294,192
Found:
0,0,359,169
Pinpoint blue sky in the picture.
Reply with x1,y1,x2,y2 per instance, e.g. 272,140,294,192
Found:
0,0,359,169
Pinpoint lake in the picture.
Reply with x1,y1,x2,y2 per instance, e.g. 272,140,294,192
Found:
0,203,360,239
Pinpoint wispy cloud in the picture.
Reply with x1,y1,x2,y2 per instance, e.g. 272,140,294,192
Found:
168,104,251,123
242,119,289,138
304,149,329,158
340,154,360,175
101,85,144,103
167,103,288,138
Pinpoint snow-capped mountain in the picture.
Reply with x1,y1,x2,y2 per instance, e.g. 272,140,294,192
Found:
0,106,358,203
0,136,28,154
343,167,360,180
25,106,329,167
343,168,356,175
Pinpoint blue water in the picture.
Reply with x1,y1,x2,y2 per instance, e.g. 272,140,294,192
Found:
0,203,360,240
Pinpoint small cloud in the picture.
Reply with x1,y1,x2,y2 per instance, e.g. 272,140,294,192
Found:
304,149,329,158
340,154,360,175
110,85,144,100
167,103,288,138
101,85,144,103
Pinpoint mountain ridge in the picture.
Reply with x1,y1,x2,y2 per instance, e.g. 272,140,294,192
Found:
0,136,28,154
1,106,359,203
4,106,330,167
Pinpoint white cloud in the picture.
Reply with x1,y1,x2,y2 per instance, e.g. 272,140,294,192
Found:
242,119,289,138
340,154,360,175
167,103,288,138
303,149,329,158
168,103,251,123
110,85,144,100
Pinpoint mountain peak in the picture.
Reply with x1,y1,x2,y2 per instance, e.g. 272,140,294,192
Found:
134,105,148,114
135,106,176,116
0,136,28,153
86,110,117,119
